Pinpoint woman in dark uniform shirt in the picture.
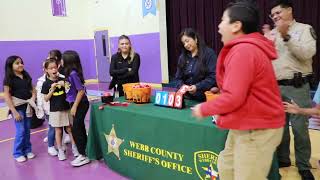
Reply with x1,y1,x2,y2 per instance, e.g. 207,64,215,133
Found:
175,28,217,102
109,35,140,96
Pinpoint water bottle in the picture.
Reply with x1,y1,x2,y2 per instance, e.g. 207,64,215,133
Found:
114,84,119,99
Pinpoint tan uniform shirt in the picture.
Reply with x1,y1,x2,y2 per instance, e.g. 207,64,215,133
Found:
272,20,316,80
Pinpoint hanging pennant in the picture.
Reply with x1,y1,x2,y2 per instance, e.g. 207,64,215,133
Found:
51,0,67,17
142,0,157,17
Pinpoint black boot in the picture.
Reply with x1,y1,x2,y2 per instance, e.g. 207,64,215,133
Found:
298,170,315,180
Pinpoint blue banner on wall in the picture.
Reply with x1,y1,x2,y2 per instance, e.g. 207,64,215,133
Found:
142,0,157,17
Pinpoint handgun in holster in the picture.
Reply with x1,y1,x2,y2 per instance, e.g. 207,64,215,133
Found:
293,72,304,88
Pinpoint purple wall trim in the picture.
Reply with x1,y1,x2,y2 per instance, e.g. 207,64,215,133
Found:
110,32,162,84
0,40,95,90
0,32,162,91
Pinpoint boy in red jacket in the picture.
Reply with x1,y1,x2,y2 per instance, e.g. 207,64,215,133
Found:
192,1,285,179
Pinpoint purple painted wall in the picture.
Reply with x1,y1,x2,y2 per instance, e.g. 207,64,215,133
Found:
0,32,162,91
0,40,96,90
110,32,162,84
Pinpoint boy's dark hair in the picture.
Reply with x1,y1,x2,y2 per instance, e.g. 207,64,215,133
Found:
62,50,85,84
226,0,260,34
270,0,293,10
3,55,32,92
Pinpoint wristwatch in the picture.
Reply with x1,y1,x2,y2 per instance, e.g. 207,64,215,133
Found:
283,34,291,42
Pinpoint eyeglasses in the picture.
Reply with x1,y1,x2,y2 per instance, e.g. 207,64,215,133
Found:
47,67,58,70
269,10,282,19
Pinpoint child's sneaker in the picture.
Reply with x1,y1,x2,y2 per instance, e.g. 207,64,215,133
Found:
71,155,90,167
48,146,58,156
61,144,67,152
63,134,71,144
15,156,27,163
72,144,80,157
58,149,66,161
26,152,36,159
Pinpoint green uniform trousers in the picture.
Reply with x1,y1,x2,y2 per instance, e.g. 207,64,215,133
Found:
277,83,312,170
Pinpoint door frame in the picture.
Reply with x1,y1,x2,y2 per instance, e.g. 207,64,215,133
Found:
93,28,112,82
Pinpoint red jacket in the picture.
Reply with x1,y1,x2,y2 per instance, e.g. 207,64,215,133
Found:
200,33,285,130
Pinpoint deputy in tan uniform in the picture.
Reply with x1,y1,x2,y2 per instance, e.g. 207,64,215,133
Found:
270,1,316,180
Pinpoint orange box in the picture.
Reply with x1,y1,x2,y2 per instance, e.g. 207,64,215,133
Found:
205,91,220,101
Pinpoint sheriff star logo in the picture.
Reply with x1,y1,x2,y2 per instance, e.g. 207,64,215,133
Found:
104,124,124,160
194,151,219,180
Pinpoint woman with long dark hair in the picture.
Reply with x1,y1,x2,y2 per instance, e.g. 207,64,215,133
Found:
175,28,217,102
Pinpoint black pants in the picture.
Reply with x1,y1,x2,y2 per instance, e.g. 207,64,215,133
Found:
71,100,89,156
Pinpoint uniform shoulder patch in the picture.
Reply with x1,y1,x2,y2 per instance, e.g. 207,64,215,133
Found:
310,27,317,40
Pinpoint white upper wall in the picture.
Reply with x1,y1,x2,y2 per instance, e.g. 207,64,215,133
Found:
0,0,168,82
88,0,160,37
0,0,160,40
0,0,90,40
